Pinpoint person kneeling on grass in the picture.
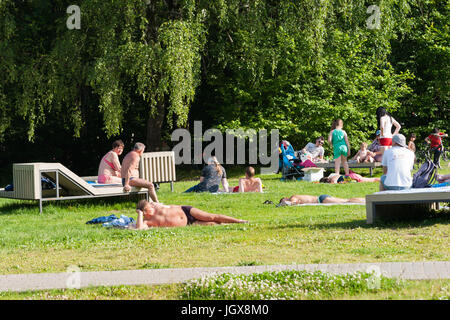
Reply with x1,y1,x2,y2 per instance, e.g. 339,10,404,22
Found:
134,200,248,229
277,194,365,207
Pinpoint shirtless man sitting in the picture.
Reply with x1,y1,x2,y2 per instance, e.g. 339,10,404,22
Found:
231,166,263,193
277,194,365,206
134,200,248,229
121,142,159,203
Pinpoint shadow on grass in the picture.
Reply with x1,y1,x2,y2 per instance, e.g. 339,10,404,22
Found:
267,210,450,231
0,200,39,215
0,195,144,216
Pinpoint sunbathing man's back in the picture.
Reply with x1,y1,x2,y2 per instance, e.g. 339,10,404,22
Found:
144,205,187,227
289,195,318,204
239,177,262,192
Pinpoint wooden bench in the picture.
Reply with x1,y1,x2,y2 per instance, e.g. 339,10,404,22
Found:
365,187,450,224
140,151,176,191
314,161,381,176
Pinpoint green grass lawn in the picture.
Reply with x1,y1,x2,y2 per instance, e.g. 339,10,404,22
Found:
0,164,449,299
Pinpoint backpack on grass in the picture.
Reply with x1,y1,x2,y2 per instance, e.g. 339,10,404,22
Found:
412,159,437,188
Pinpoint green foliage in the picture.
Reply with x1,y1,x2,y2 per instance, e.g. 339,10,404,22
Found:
391,0,449,140
0,0,447,157
198,0,414,152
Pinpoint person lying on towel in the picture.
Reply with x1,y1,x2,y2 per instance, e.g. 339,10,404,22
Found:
319,172,380,184
133,200,248,229
277,194,365,206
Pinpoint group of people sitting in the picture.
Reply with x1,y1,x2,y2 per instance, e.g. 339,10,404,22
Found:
184,158,263,194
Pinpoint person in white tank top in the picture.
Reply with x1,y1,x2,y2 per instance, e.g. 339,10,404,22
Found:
376,107,401,154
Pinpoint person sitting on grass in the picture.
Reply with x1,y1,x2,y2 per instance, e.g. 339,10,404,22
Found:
184,156,229,193
134,200,248,229
230,166,263,193
319,171,380,184
277,194,365,206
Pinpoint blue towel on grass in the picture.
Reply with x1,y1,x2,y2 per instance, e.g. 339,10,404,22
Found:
102,215,135,229
86,214,119,224
86,214,135,229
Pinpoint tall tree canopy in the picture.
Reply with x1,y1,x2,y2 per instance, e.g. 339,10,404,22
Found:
0,0,448,174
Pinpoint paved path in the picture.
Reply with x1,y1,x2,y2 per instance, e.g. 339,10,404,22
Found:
1,261,449,292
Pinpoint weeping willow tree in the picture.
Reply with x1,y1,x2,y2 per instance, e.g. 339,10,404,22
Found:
0,0,205,151
0,0,445,158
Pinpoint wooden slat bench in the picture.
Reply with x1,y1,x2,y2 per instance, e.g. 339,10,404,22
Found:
315,161,381,176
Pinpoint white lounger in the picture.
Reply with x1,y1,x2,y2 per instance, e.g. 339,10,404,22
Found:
365,187,450,224
0,152,177,213
0,163,149,213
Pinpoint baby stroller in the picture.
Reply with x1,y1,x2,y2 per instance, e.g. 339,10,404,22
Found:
278,140,304,181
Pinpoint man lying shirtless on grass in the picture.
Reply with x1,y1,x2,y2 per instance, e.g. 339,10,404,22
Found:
277,194,365,206
134,200,248,229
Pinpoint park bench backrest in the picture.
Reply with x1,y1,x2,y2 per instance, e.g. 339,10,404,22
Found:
139,151,176,183
12,163,41,199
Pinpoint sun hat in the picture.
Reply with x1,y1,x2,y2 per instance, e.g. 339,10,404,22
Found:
392,134,408,148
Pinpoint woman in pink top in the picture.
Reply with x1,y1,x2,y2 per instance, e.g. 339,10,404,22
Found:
97,140,124,184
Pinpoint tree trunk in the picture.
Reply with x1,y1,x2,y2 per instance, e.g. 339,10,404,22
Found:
146,100,165,151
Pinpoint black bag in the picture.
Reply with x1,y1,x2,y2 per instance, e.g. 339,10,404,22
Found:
412,159,437,188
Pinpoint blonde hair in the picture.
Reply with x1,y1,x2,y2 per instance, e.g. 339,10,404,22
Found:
207,156,222,176
360,142,368,149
